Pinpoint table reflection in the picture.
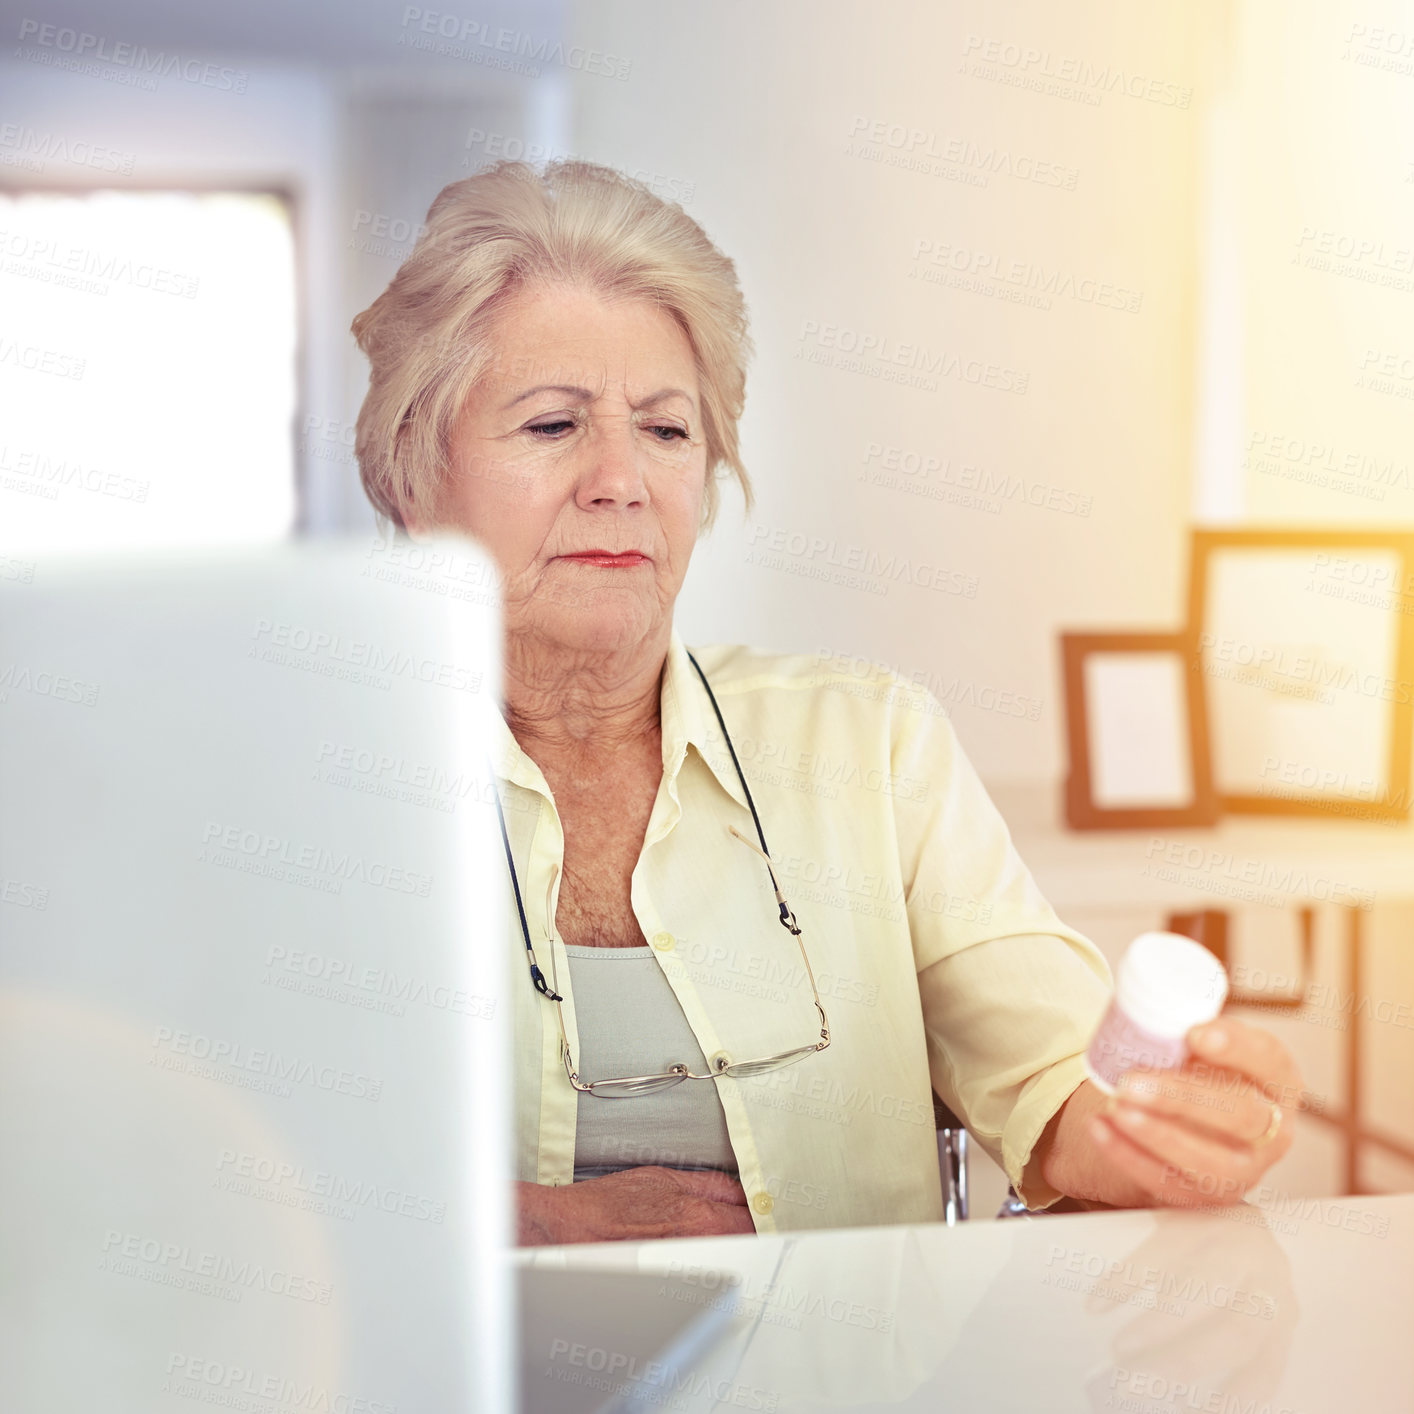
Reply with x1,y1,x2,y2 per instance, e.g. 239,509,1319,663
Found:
521,1194,1412,1413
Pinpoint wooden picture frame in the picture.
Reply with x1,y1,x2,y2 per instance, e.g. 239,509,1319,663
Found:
1062,631,1219,830
1187,529,1414,820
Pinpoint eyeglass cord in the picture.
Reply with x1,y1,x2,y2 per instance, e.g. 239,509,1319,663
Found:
487,648,790,1003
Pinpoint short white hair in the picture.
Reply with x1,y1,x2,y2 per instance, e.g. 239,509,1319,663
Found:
351,159,754,530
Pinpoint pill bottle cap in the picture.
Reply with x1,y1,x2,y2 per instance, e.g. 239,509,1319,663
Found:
1114,931,1228,1039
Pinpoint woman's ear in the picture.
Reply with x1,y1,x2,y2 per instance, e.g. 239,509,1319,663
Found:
400,488,437,543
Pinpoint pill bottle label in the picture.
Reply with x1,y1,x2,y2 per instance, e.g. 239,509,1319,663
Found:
1084,995,1189,1093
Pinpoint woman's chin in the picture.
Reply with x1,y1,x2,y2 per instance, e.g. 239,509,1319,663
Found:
519,598,664,656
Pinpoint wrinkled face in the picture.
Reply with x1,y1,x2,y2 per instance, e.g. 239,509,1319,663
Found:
411,281,708,659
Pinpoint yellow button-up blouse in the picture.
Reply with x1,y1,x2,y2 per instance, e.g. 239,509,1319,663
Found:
491,629,1114,1233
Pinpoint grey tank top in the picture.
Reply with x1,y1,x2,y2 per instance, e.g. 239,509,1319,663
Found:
563,944,738,1181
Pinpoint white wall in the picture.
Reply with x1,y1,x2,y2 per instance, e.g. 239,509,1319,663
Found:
561,0,1208,785
0,1,1211,786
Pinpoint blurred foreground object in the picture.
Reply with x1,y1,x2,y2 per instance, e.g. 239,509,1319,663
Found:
0,537,511,1412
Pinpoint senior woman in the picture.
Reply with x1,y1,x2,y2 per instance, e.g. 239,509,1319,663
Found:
351,160,1303,1245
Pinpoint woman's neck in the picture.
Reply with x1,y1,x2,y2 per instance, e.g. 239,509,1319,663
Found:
502,627,668,768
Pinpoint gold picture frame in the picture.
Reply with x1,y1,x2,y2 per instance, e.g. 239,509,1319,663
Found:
1187,528,1414,820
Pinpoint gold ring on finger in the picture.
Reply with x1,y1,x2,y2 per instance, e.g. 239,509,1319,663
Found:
1253,1100,1283,1146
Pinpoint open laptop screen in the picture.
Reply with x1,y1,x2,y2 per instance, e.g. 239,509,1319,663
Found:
0,538,511,1412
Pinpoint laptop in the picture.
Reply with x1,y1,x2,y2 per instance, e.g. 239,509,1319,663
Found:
1,534,753,1413
0,537,513,1412
518,1265,743,1414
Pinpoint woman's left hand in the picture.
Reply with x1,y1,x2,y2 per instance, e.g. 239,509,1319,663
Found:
1086,1016,1306,1207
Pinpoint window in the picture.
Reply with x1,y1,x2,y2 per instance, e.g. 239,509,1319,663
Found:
1192,12,1414,525
0,189,297,552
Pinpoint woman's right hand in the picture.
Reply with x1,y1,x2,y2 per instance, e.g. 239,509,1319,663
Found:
515,1167,757,1245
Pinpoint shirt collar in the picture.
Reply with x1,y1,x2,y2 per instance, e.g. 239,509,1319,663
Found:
661,627,750,811
486,626,749,812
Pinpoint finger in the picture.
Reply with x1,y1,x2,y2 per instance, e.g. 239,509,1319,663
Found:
702,1202,759,1236
664,1167,750,1205
666,1197,758,1239
1185,1018,1304,1110
1088,1112,1261,1207
1114,1065,1278,1146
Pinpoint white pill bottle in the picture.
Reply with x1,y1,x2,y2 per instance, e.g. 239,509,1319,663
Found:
1085,931,1229,1093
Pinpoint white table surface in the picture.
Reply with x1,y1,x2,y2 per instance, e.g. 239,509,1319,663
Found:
517,1194,1413,1413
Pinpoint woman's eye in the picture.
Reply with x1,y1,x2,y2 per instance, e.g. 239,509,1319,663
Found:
647,425,689,442
526,419,576,439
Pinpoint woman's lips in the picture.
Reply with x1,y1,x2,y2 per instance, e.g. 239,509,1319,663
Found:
557,552,651,568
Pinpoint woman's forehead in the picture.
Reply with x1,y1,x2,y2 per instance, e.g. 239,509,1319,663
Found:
475,291,701,408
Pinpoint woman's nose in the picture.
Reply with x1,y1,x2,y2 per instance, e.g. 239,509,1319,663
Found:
574,415,649,507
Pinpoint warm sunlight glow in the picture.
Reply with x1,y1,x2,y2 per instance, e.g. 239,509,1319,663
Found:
0,189,297,552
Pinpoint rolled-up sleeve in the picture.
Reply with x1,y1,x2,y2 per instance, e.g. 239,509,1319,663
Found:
887,681,1114,1207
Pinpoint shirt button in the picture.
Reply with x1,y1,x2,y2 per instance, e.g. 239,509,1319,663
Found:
751,1192,774,1216
651,931,675,952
